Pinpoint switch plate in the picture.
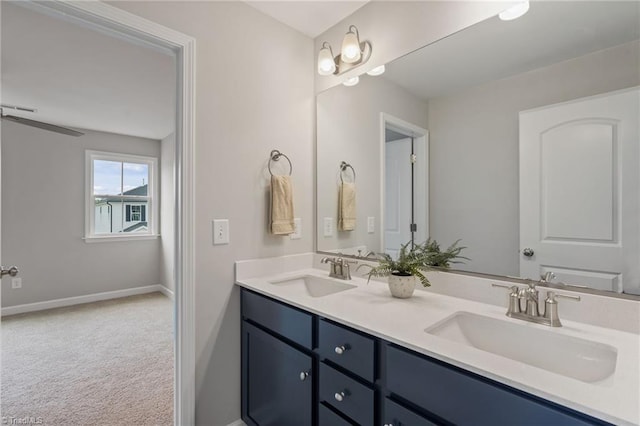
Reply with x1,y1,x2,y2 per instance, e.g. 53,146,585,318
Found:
367,217,375,234
213,219,230,245
323,217,333,237
11,277,22,289
290,218,302,240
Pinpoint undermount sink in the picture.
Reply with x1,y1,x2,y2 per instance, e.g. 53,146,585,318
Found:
269,275,356,298
425,312,617,383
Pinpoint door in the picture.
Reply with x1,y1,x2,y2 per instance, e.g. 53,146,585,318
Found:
242,321,313,426
385,138,413,258
519,88,639,292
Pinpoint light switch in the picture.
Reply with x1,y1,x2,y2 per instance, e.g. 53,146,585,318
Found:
213,219,230,245
323,217,333,237
290,218,302,240
367,217,375,234
11,277,22,289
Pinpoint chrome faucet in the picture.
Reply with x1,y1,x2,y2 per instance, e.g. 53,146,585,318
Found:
321,257,357,280
492,282,580,327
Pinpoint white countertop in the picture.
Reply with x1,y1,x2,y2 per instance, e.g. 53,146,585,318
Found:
235,263,640,425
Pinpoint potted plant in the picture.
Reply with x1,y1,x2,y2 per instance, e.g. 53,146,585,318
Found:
417,238,469,268
357,239,468,299
357,242,429,299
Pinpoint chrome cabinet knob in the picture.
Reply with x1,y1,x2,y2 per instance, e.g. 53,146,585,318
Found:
334,345,349,355
522,248,534,257
299,371,309,381
384,424,394,426
0,266,19,278
334,391,346,402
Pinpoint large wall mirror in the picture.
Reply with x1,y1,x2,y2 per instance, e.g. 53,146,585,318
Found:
316,1,640,296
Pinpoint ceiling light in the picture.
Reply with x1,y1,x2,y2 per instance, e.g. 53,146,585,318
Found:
366,65,385,76
317,25,372,77
317,42,336,76
343,76,360,87
341,25,362,63
499,1,530,21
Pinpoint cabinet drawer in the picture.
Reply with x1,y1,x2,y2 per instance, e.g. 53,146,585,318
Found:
319,403,354,426
241,289,312,349
318,318,375,382
319,362,374,425
383,398,438,426
385,344,607,426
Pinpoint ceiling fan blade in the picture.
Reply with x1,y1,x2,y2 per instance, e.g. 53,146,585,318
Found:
1,114,84,137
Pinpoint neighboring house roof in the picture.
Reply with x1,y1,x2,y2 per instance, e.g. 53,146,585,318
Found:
123,221,148,233
123,184,148,196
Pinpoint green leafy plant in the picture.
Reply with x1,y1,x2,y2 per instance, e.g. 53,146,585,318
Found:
417,238,469,268
357,241,431,287
357,239,469,288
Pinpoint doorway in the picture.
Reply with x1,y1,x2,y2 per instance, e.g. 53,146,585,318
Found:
381,114,429,258
0,1,195,424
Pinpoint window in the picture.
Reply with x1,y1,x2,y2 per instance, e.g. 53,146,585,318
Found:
86,151,158,240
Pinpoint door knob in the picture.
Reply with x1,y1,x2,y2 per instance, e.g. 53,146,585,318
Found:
0,266,19,278
522,248,534,257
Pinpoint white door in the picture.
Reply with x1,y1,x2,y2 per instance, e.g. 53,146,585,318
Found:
385,138,413,258
519,88,639,293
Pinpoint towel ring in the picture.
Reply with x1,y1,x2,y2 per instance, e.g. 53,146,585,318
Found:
268,150,292,176
340,161,356,183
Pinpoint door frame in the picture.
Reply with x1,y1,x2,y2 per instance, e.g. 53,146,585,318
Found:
380,113,429,251
1,2,197,424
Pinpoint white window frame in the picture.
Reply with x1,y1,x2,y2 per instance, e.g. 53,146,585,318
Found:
85,150,159,242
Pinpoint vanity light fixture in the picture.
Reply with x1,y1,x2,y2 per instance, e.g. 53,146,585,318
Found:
342,76,360,87
499,1,530,21
317,25,372,76
366,65,385,76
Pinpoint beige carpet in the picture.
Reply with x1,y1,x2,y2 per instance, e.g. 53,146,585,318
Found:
1,292,174,426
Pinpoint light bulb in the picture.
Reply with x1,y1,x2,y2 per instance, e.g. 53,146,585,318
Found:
366,65,385,76
317,44,336,76
342,76,359,87
341,28,361,64
499,1,530,21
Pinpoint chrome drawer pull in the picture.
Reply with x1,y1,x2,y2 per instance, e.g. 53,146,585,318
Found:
334,391,346,402
334,344,349,355
384,424,394,426
299,371,309,381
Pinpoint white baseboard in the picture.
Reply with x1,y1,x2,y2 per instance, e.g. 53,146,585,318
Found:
226,420,246,426
1,284,168,317
158,285,174,300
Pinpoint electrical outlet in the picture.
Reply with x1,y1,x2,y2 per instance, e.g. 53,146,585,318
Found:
290,218,302,240
11,277,22,289
213,219,230,245
367,217,375,234
323,217,333,237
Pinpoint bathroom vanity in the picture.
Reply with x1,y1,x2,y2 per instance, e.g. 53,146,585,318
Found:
236,255,639,426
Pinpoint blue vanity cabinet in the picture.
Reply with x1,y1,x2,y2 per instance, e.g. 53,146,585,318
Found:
241,290,314,426
384,344,611,426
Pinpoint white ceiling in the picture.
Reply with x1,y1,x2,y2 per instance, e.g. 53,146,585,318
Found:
383,1,640,100
246,1,368,38
1,2,176,140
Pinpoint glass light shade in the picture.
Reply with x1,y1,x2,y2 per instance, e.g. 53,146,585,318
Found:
366,65,385,76
342,76,359,87
317,46,336,75
499,1,530,21
341,30,361,64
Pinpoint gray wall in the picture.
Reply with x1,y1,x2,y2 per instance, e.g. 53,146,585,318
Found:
428,40,640,277
1,122,163,307
160,133,175,292
317,75,428,253
110,2,315,425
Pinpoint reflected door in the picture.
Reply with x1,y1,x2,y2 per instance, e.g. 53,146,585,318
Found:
385,138,413,258
519,88,639,293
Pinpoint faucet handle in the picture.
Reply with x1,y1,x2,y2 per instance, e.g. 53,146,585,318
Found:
545,291,581,303
491,283,519,295
492,283,521,315
544,291,580,327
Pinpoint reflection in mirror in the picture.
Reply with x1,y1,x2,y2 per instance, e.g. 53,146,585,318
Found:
316,1,640,295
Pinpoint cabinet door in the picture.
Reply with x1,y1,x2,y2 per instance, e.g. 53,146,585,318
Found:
242,321,313,426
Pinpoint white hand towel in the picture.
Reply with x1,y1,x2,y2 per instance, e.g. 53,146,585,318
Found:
338,182,356,231
270,175,295,235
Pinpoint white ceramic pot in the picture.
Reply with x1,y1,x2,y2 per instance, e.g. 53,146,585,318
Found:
388,273,417,298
